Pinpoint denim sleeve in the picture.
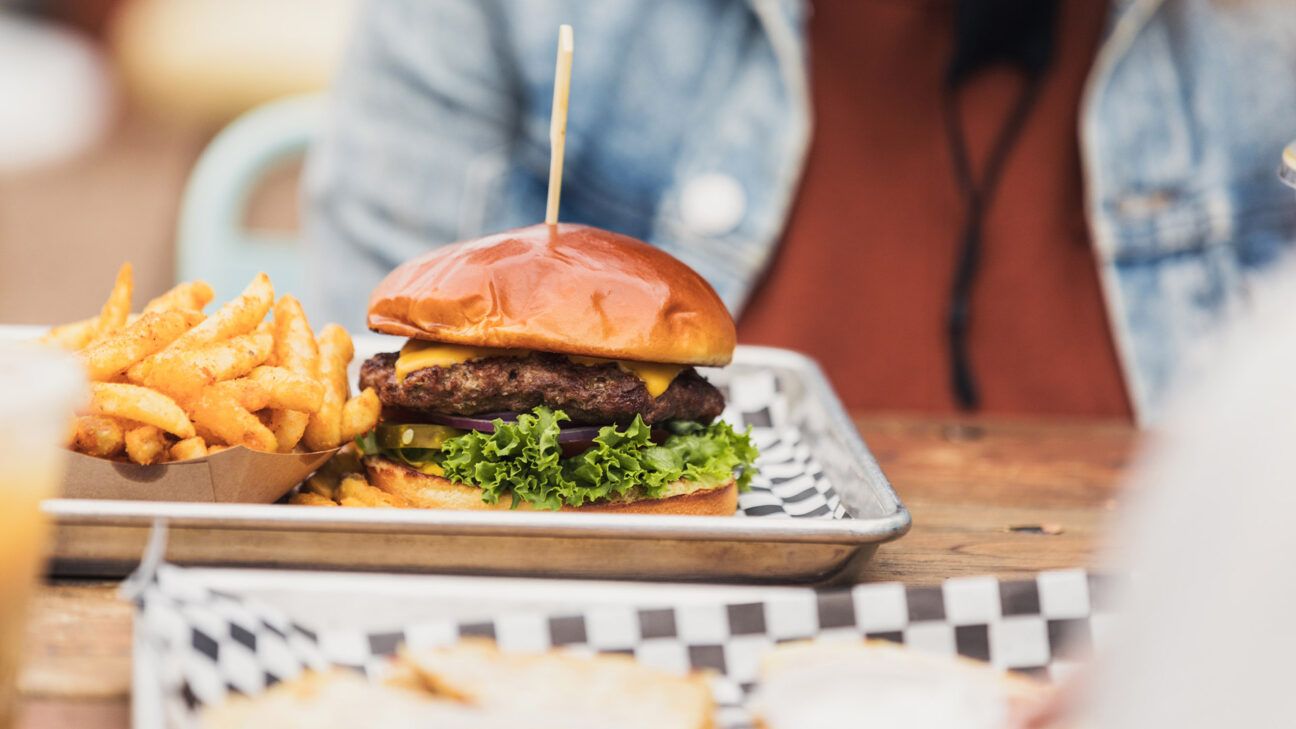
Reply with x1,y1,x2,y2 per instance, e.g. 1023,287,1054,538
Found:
303,0,519,330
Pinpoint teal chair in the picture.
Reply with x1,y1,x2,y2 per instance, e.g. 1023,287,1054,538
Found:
176,94,324,304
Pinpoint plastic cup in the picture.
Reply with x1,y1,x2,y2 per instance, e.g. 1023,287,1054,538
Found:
0,343,84,729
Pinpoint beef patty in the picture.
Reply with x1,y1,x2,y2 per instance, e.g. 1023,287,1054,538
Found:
359,352,725,425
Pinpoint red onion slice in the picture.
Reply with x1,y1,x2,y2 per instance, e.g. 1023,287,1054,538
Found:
556,425,603,443
560,428,668,456
560,438,596,457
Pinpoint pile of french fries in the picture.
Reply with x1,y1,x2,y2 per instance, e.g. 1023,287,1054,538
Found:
289,444,402,507
42,264,380,464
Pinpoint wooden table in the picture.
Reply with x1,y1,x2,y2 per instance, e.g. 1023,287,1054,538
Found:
17,414,1136,728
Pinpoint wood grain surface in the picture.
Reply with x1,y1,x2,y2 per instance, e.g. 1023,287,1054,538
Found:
16,414,1137,728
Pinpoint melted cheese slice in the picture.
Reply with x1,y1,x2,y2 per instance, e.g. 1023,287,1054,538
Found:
568,356,684,398
395,341,526,381
395,341,684,397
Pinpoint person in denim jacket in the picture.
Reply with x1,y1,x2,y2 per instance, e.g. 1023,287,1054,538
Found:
306,0,1296,425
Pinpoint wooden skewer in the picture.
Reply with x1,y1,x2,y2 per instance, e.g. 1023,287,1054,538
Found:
545,24,574,226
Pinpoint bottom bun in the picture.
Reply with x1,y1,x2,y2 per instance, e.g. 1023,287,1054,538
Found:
364,456,738,516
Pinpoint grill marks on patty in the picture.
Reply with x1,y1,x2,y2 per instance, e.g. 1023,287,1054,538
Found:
359,352,725,425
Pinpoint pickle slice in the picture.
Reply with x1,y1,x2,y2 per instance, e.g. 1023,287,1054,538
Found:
375,423,462,450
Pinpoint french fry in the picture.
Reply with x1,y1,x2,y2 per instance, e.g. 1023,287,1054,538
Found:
208,378,269,412
89,383,194,439
246,366,324,413
255,320,275,366
81,309,204,381
124,424,167,465
93,263,133,342
40,317,99,350
193,420,220,445
340,388,380,442
270,411,310,453
337,473,399,507
164,272,272,351
169,436,208,461
124,274,262,380
289,492,337,506
201,368,323,416
302,324,352,451
143,281,214,315
273,295,318,366
187,385,278,452
269,296,320,452
258,324,278,367
129,332,273,398
72,415,125,458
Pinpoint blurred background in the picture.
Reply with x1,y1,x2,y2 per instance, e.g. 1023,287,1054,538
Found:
0,0,354,323
6,0,1294,423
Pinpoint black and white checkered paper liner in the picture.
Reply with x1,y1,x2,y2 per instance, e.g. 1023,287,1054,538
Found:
735,427,847,519
722,370,849,519
135,565,1114,728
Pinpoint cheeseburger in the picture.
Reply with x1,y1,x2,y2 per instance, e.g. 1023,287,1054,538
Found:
355,223,757,514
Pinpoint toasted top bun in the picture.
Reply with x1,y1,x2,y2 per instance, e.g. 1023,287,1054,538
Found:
367,223,736,366
753,640,1054,729
364,456,738,516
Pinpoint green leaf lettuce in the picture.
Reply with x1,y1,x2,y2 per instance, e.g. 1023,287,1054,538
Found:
358,407,758,510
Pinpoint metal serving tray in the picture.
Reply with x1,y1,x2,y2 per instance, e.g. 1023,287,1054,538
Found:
3,326,910,584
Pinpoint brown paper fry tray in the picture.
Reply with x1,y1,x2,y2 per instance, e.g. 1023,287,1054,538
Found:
61,447,337,504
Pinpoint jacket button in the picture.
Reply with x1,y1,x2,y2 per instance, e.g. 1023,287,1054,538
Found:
679,173,746,237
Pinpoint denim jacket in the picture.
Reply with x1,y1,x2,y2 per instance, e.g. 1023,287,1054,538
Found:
307,0,1296,425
